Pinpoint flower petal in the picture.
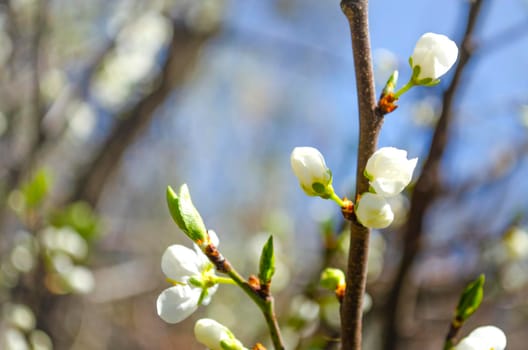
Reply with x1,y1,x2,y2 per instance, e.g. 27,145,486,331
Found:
161,245,201,282
156,285,200,324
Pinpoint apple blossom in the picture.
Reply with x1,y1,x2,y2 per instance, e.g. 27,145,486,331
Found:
411,32,458,81
290,147,333,197
355,193,394,229
365,147,417,197
194,318,247,350
454,325,506,350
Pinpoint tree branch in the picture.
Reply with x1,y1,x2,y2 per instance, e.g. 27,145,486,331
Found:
340,1,384,349
65,19,216,206
382,2,485,350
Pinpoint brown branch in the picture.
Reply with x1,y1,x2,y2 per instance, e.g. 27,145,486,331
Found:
65,19,216,207
382,2,485,350
447,140,528,202
340,1,385,349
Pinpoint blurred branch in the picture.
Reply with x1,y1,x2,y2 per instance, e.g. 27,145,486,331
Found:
382,2,485,350
0,0,48,230
41,39,116,140
66,18,217,207
477,15,528,54
30,0,47,127
447,140,528,202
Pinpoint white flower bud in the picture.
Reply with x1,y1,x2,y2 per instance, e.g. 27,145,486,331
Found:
365,147,417,197
454,325,506,350
290,147,332,197
194,318,246,350
411,32,458,81
355,193,394,229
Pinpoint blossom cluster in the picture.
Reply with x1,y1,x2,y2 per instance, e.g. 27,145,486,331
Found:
156,231,219,324
290,146,417,229
356,147,417,228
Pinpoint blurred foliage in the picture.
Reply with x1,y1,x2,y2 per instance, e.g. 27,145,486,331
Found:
19,169,50,210
49,202,100,242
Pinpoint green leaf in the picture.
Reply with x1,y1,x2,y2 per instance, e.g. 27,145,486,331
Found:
166,186,186,230
166,184,208,244
49,201,100,242
258,235,275,285
21,169,50,209
455,274,485,321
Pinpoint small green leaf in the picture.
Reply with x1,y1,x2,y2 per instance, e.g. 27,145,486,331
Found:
455,274,485,321
49,201,100,242
166,186,186,230
166,184,208,244
382,70,399,95
258,235,275,285
21,169,50,209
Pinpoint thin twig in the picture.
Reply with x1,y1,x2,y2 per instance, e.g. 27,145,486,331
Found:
382,2,485,350
205,244,285,350
340,1,385,349
65,17,216,207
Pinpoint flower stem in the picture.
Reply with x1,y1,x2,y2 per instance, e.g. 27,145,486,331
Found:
393,79,415,99
224,268,285,350
443,318,462,350
212,276,237,285
329,191,346,207
204,243,284,350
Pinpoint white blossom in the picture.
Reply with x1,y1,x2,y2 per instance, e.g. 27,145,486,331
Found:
411,32,458,81
2,328,29,350
156,243,218,324
365,147,417,197
503,227,528,260
194,318,246,350
355,193,394,229
454,325,506,350
64,266,95,294
5,304,35,331
290,147,332,197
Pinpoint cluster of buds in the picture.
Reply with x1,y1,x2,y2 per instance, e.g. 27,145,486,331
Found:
290,146,416,229
356,147,417,228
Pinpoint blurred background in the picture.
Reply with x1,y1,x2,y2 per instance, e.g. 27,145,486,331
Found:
0,0,527,349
